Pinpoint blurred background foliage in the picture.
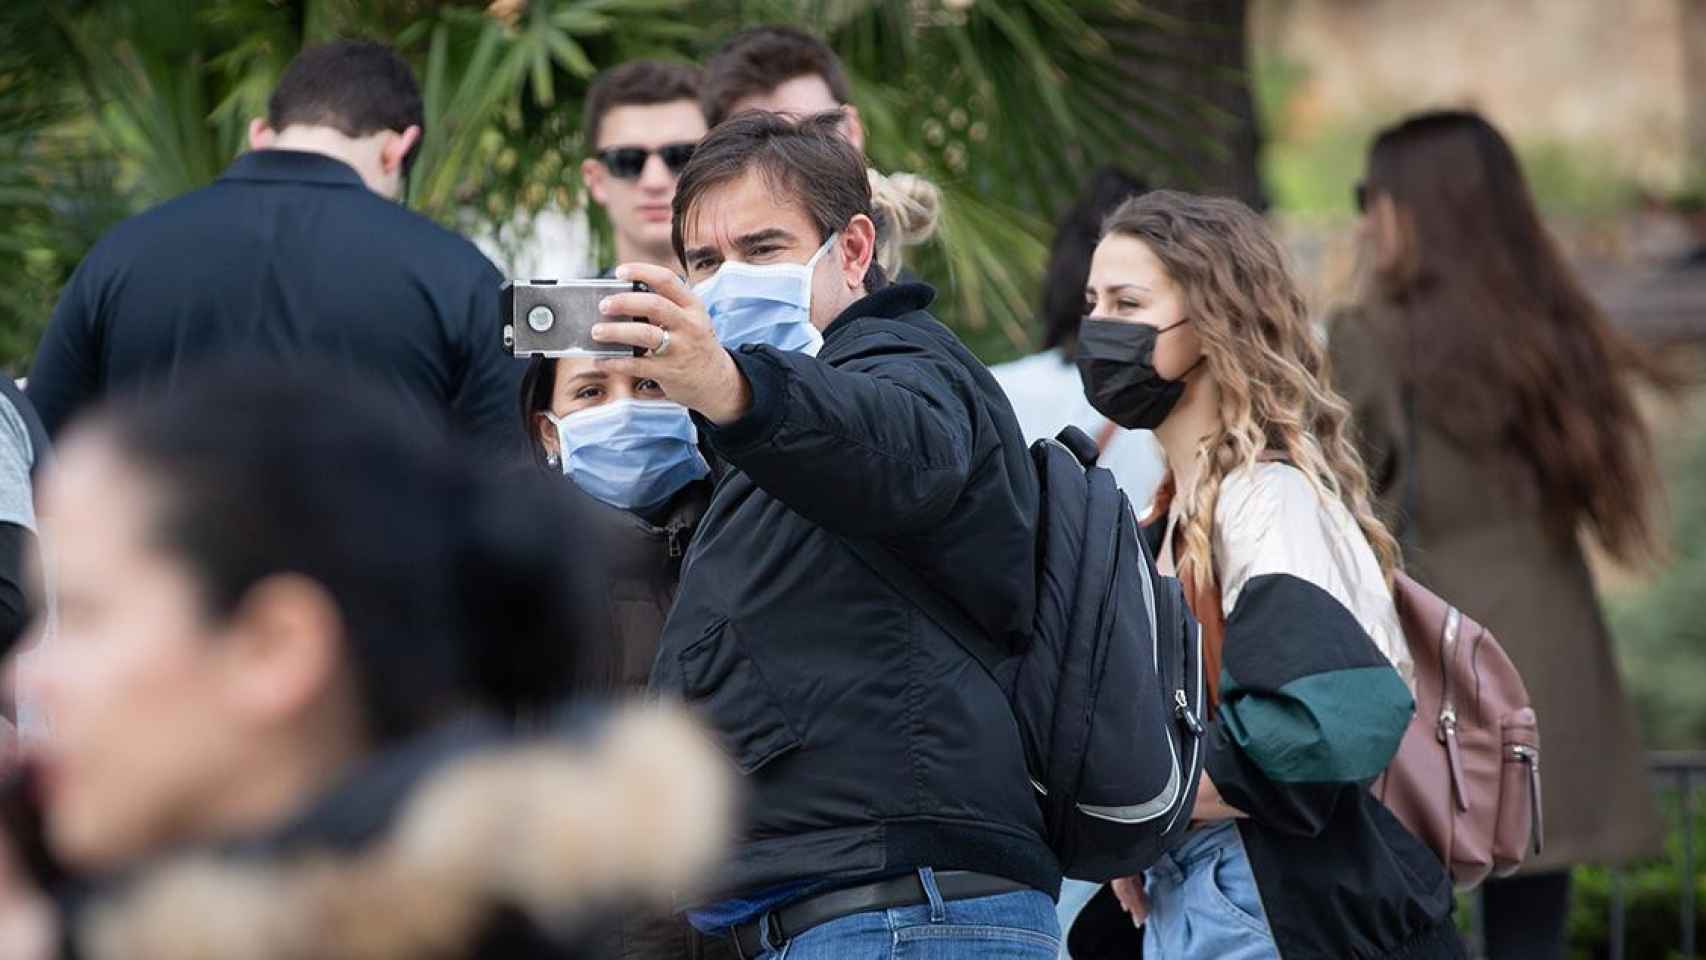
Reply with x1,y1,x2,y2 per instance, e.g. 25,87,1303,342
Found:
0,0,1261,372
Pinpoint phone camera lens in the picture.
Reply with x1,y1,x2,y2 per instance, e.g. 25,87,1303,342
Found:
527,305,555,333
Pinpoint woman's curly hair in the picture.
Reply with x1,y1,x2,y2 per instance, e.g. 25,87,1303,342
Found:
1109,190,1400,589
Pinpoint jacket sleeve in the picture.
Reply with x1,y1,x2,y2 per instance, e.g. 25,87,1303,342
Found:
1202,467,1414,837
449,263,527,461
700,328,977,539
27,258,106,440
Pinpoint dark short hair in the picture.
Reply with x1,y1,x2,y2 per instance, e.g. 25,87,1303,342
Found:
583,59,702,150
701,25,851,128
1044,166,1149,355
672,111,881,291
268,40,424,173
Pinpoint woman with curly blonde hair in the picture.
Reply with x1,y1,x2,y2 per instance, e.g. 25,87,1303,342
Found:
1066,191,1460,960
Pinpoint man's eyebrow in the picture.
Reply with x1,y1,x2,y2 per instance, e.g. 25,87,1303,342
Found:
733,227,794,252
683,244,721,264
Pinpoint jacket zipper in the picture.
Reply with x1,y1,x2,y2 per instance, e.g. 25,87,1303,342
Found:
1160,619,1205,838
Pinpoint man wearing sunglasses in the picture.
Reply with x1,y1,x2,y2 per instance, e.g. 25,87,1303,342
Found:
580,61,707,271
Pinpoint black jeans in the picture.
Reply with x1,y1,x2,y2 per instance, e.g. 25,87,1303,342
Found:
1481,870,1571,960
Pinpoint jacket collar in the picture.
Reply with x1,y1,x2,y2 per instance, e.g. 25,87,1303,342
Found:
219,149,369,190
822,282,937,342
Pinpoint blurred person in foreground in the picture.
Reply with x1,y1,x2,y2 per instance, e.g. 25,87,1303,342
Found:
0,368,732,959
1331,110,1673,960
589,111,1060,959
1069,191,1456,960
700,24,941,284
27,40,523,458
991,166,1165,515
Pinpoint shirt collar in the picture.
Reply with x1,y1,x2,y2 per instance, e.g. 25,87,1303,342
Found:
220,149,369,190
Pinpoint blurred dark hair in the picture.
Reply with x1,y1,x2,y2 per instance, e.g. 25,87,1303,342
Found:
672,111,883,292
100,365,601,740
519,355,556,469
701,25,850,128
1044,166,1147,356
268,40,424,175
1361,109,1683,564
583,59,702,150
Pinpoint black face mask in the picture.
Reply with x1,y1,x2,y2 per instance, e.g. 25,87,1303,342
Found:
1075,316,1195,429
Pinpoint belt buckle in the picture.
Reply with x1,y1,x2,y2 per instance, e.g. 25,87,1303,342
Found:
764,912,789,953
733,912,788,960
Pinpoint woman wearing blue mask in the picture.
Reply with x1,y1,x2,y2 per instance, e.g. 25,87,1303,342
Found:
519,356,713,695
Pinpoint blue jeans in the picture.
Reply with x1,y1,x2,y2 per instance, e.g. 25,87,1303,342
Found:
743,867,1060,959
1142,820,1277,960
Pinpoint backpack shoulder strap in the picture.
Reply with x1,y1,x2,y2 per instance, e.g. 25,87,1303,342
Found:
840,537,1010,678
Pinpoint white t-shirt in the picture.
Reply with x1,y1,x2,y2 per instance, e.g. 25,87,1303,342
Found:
989,348,1165,508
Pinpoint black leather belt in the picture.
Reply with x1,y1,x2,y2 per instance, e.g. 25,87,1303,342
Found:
728,870,1027,958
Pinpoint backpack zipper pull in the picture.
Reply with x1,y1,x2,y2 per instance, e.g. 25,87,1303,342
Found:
666,521,686,558
1175,689,1203,737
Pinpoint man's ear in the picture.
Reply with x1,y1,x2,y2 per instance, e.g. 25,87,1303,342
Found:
381,125,423,177
838,213,879,291
248,118,276,152
218,575,344,724
840,104,866,154
580,157,609,207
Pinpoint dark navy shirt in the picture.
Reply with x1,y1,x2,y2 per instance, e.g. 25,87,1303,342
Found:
27,150,525,456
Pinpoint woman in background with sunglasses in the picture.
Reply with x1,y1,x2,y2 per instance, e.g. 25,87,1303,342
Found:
1331,110,1676,960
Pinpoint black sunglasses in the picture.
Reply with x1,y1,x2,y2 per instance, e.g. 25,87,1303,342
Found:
597,142,697,180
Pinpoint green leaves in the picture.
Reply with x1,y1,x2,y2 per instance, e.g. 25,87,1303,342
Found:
2,0,1217,368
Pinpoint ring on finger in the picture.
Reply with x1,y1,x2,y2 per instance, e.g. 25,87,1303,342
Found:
651,328,671,358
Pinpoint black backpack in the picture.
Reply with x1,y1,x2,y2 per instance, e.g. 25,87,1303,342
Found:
846,426,1206,881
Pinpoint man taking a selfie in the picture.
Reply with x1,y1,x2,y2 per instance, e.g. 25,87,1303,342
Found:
591,112,1059,960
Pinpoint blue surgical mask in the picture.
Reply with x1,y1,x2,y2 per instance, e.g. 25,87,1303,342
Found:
548,399,710,513
693,233,839,356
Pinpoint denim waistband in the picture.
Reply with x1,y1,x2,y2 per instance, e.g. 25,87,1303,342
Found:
1149,820,1242,883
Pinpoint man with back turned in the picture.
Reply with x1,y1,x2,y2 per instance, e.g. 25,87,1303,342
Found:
28,40,522,457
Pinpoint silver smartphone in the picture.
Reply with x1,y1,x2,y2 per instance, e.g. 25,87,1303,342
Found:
501,278,649,358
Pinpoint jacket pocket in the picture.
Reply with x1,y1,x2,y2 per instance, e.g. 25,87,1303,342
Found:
1492,708,1542,875
679,618,802,775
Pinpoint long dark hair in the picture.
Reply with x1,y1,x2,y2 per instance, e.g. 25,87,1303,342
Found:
1362,110,1681,564
102,364,603,738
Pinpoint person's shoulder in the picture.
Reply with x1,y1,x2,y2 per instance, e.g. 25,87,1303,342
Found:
349,198,502,279
0,387,32,462
79,183,231,264
1215,460,1321,538
1325,301,1397,366
989,348,1068,382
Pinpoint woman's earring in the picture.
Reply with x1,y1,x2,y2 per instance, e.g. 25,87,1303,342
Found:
546,452,561,468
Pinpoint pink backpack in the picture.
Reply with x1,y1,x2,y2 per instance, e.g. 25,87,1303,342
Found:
1374,572,1544,888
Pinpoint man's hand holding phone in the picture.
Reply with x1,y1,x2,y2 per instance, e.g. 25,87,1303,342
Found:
590,263,752,426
